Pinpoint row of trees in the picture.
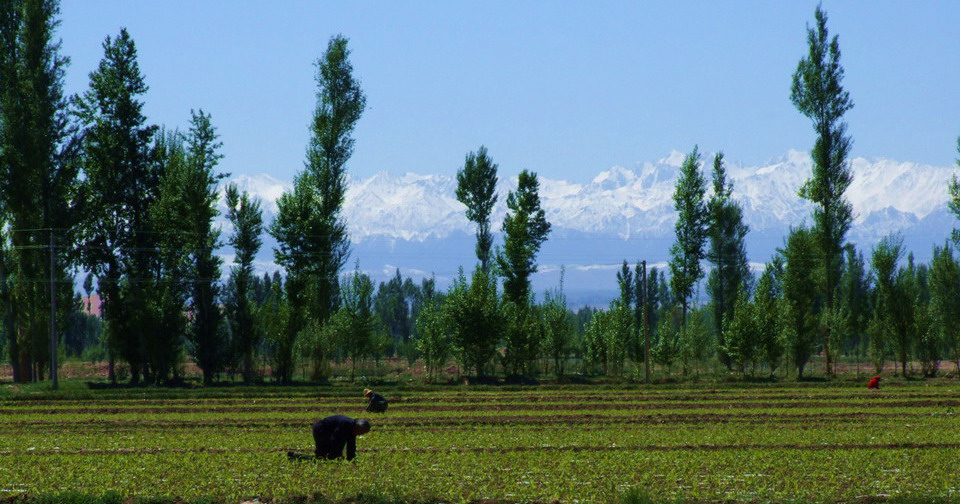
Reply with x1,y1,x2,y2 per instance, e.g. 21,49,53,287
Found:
3,2,960,385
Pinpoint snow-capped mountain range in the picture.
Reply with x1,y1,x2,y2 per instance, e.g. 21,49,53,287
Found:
219,150,959,306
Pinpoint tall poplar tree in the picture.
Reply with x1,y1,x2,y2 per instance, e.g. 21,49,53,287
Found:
705,152,751,368
75,28,158,383
456,146,498,274
929,243,960,375
780,227,818,379
225,183,263,384
669,146,709,330
0,0,77,383
270,35,365,382
948,138,960,245
148,130,190,384
497,170,551,304
790,5,854,376
182,110,227,385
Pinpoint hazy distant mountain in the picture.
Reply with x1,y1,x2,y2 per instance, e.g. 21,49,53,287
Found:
217,150,958,307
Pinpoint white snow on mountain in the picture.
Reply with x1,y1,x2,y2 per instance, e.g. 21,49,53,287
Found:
215,151,958,305
219,150,956,243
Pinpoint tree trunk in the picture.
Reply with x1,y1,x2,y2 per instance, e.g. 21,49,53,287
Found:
824,325,832,376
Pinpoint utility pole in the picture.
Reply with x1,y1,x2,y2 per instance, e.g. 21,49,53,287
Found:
642,260,650,384
49,230,58,390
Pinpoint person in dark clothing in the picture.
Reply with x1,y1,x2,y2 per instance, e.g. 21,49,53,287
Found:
364,388,389,413
298,415,370,461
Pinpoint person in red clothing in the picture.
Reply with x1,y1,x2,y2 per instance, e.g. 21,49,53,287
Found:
867,375,881,390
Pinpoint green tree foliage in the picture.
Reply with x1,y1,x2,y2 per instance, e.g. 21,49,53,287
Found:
415,300,449,382
631,262,647,369
181,110,227,385
791,5,854,376
721,289,757,376
224,183,263,383
644,267,663,339
502,300,541,378
669,146,709,328
896,253,921,377
270,35,365,382
542,269,575,377
261,277,295,383
680,309,711,376
374,269,412,349
0,0,78,383
929,243,960,375
652,309,680,372
404,275,439,364
780,227,819,379
74,28,158,384
582,308,609,376
947,138,960,245
498,170,551,305
755,258,785,375
705,152,751,367
868,235,902,375
445,267,500,378
331,266,377,381
147,131,191,383
838,247,871,366
456,146,498,274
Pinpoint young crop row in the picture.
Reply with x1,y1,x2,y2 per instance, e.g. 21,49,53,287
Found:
3,445,959,502
3,418,960,454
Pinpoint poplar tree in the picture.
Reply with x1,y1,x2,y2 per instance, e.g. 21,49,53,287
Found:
456,146,498,274
838,247,871,367
75,28,158,384
225,183,263,383
791,5,854,375
498,170,550,304
755,258,784,375
445,267,500,378
270,35,365,382
929,243,960,375
705,152,751,367
0,0,78,383
149,131,190,383
780,227,818,379
182,110,227,385
542,268,575,377
669,146,709,330
949,138,960,245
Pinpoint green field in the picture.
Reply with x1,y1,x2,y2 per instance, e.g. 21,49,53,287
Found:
1,381,960,503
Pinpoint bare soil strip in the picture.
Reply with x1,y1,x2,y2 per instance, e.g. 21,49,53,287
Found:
0,411,938,431
4,442,959,457
2,399,957,416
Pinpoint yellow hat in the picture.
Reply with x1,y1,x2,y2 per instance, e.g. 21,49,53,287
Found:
363,388,373,397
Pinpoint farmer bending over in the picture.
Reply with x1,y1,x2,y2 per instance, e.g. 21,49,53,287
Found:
311,414,371,461
364,388,389,413
867,375,881,390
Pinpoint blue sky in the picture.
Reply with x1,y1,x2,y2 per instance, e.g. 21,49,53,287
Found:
59,1,960,183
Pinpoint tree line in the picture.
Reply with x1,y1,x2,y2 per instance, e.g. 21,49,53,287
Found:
2,2,960,385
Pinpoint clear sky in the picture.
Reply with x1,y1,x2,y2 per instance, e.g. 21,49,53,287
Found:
58,1,960,183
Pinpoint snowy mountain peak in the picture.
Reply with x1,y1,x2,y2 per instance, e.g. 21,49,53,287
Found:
221,150,957,249
659,150,687,167
591,165,636,190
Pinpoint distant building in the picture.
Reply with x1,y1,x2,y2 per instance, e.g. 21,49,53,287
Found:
81,294,102,317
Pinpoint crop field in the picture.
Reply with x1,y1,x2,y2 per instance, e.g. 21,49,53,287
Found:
1,381,960,503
